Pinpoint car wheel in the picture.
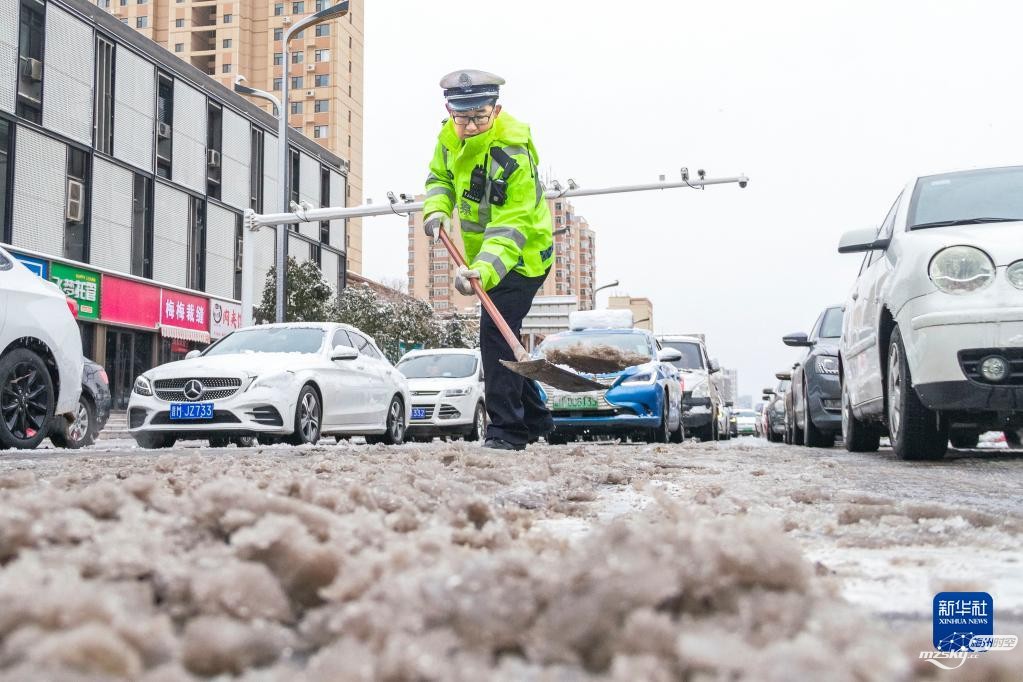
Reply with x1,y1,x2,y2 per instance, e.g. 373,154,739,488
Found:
1006,430,1022,447
208,435,231,448
134,433,175,449
466,402,486,442
546,432,570,445
791,406,805,446
0,349,55,450
803,381,834,448
842,378,880,452
368,395,406,445
287,385,322,446
50,394,96,449
670,405,684,444
334,435,351,443
887,326,948,461
949,431,980,449
233,436,256,447
648,393,672,443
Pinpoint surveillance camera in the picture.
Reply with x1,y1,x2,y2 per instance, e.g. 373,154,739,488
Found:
567,178,578,190
739,179,748,188
697,169,706,179
386,191,397,204
680,167,689,181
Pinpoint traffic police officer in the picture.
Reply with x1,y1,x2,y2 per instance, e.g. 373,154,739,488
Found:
422,69,555,451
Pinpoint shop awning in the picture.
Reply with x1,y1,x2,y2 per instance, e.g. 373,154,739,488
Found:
160,324,211,344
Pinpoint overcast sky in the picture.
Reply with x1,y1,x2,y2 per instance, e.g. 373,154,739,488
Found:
361,0,1022,397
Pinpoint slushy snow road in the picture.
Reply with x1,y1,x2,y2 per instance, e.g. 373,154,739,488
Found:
0,437,1020,680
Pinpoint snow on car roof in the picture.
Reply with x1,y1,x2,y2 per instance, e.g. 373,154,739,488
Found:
399,348,479,358
568,309,634,331
657,335,704,344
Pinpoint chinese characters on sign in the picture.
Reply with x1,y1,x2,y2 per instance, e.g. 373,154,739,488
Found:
209,299,243,339
161,290,208,332
50,262,101,320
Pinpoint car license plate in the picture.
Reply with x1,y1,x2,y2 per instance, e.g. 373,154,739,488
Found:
411,407,428,419
169,402,214,420
552,395,599,411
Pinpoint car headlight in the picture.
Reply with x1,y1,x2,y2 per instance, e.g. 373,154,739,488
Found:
815,356,839,375
1008,260,1023,290
691,380,709,398
929,246,995,294
621,372,656,386
442,387,471,397
133,375,153,396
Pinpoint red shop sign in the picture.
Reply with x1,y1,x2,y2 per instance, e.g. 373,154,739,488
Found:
101,276,161,329
161,289,208,332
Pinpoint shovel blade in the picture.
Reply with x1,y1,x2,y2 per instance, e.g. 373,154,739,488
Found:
500,358,606,393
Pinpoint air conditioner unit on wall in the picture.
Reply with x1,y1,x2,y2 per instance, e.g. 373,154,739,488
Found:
21,57,42,82
66,179,84,223
305,64,314,71
305,89,315,98
157,121,172,139
206,148,221,168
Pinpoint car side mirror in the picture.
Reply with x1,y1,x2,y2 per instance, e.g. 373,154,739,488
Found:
783,332,812,347
775,371,792,381
709,358,721,373
657,348,683,363
838,228,891,254
185,350,202,360
331,344,359,361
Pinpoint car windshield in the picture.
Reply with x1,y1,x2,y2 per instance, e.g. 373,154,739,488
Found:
819,307,843,338
659,341,704,370
540,332,653,360
909,166,1023,229
204,327,325,355
397,354,477,379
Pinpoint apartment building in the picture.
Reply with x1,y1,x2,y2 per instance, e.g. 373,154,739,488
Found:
92,0,365,273
0,0,346,406
408,196,597,312
608,295,654,331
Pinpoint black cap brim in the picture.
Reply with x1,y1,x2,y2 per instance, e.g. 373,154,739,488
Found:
446,95,498,111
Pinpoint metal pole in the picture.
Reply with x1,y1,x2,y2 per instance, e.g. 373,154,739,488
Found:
249,174,751,228
276,29,291,324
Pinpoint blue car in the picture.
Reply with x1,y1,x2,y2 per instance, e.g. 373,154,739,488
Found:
536,328,685,444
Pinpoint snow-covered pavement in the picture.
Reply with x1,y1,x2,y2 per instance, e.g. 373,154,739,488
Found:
0,438,1020,679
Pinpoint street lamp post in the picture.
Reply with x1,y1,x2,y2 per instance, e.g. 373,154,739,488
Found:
592,279,619,310
275,0,350,323
232,76,280,328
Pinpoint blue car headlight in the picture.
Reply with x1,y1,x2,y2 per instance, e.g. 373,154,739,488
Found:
620,371,656,386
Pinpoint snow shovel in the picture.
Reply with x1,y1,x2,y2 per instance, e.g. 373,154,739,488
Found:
436,229,604,393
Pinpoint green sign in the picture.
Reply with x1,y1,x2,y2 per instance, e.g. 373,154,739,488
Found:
50,262,101,320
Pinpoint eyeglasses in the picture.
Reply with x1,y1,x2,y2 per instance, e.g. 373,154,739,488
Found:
451,111,493,127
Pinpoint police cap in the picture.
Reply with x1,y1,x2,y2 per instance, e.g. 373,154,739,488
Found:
440,69,505,111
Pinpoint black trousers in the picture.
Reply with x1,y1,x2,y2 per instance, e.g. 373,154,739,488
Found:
480,269,552,446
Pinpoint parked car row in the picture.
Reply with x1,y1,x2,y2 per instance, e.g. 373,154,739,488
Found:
768,165,1023,459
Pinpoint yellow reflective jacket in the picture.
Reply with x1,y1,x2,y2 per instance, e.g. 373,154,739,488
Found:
423,112,554,291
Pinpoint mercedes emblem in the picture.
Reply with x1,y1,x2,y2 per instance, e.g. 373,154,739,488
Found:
183,379,205,401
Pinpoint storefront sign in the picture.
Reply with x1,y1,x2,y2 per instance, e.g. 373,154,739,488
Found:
161,290,208,331
50,262,101,320
11,253,47,279
101,276,161,329
209,298,243,339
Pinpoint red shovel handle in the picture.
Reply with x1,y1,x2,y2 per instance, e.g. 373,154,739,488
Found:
436,228,530,362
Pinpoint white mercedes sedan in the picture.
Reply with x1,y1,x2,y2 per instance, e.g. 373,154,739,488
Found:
128,323,410,448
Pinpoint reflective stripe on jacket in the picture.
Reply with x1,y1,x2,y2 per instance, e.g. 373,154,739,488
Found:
423,112,554,291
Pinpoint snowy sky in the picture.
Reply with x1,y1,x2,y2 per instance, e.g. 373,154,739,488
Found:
361,0,1023,397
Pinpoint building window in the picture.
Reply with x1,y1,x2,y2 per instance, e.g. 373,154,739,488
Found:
174,43,184,52
274,52,285,66
292,51,303,64
273,2,283,15
221,63,231,73
17,0,45,124
291,75,303,89
314,74,329,87
290,101,302,115
94,37,115,155
156,73,173,179
292,1,304,12
289,150,299,209
136,16,148,28
175,18,184,27
315,24,329,36
249,128,264,211
136,0,146,3
233,213,243,299
314,99,328,113
272,77,282,90
314,0,327,10
273,27,282,40
130,173,153,278
222,38,232,48
315,48,329,62
206,102,222,199
222,13,232,23
187,197,206,290
0,121,9,244
319,166,329,243
313,125,327,139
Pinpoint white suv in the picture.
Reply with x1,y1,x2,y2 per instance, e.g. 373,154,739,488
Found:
656,334,725,441
396,349,486,442
0,246,83,449
838,165,1023,459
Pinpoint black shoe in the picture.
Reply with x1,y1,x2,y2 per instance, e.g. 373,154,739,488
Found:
483,438,526,451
